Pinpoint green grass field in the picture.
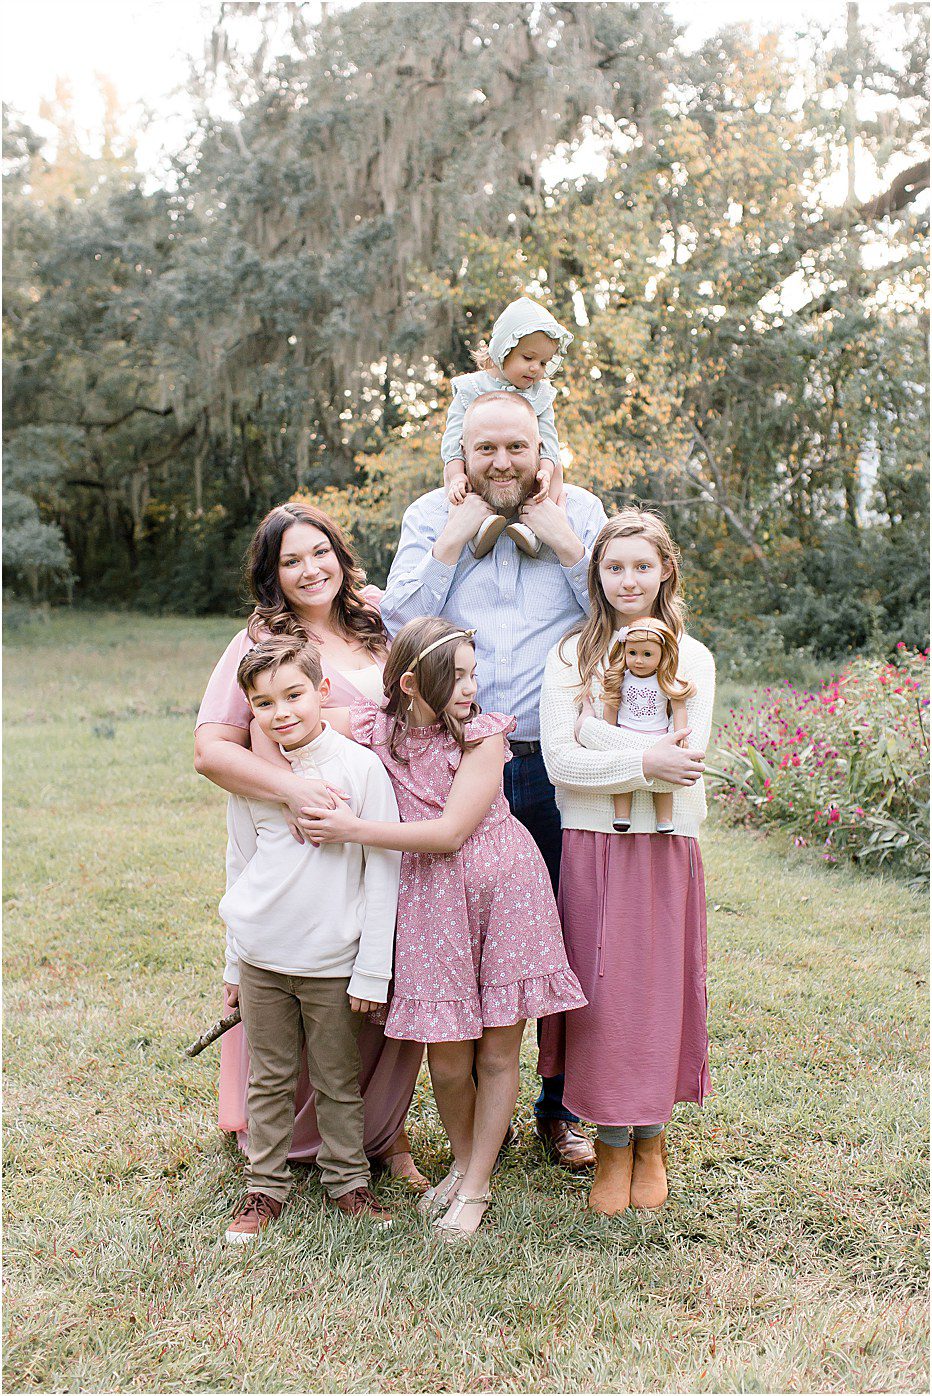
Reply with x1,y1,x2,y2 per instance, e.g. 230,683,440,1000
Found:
4,611,928,1393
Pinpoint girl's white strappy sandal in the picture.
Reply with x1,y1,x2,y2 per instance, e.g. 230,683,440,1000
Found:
416,1165,463,1217
433,1191,491,1240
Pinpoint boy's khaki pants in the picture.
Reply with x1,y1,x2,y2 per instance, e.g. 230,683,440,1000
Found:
237,961,369,1201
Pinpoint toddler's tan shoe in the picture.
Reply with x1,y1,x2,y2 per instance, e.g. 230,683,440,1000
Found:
504,521,542,556
472,515,508,558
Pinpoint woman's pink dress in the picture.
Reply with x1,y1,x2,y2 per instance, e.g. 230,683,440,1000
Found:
350,701,588,1042
196,609,423,1162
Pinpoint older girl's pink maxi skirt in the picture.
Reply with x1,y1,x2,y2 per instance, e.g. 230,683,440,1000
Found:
218,1021,423,1163
538,831,711,1125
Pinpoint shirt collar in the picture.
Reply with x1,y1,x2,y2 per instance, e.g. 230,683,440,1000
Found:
280,720,340,766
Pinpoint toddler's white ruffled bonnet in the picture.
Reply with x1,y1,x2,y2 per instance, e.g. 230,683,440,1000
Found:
488,297,573,375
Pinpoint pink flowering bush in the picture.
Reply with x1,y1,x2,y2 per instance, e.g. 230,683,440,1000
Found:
709,646,930,883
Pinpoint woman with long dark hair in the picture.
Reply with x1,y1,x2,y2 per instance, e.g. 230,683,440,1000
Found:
195,502,426,1189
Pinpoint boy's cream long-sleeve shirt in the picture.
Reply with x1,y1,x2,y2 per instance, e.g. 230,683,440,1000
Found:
540,631,716,837
220,723,401,1002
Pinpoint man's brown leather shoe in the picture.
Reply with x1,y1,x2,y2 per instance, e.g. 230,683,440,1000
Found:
535,1119,596,1171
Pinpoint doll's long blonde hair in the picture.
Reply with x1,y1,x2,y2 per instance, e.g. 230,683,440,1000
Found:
602,619,695,707
562,508,689,697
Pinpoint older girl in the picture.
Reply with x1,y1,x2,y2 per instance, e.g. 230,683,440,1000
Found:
539,508,714,1217
194,502,425,1188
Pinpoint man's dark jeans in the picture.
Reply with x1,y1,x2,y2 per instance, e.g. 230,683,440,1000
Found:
502,748,578,1124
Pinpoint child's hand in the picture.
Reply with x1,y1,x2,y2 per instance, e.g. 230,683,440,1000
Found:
642,728,706,786
530,465,553,504
224,982,239,1011
349,996,381,1014
301,793,360,845
287,779,350,843
447,472,471,505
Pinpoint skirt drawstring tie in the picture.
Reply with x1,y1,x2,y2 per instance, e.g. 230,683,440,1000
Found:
597,834,612,977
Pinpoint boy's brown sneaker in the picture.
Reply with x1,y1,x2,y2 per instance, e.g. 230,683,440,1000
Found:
328,1186,393,1227
224,1191,283,1244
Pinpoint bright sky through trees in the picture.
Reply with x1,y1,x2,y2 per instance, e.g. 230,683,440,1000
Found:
3,0,899,184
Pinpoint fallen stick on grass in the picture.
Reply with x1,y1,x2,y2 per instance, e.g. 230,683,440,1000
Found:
184,1007,241,1057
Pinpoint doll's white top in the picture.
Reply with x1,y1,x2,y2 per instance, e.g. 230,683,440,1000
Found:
440,370,561,467
617,671,671,733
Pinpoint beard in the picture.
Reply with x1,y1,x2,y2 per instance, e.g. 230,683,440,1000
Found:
466,461,538,515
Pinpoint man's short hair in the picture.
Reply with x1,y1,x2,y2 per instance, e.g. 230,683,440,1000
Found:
461,391,540,451
237,635,324,695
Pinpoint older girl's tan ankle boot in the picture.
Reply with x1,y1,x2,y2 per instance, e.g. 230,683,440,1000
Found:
587,1139,633,1216
629,1131,668,1209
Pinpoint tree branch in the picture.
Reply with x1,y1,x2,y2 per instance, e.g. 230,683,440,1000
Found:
853,159,930,223
753,461,814,525
139,424,197,471
682,424,779,594
80,403,175,430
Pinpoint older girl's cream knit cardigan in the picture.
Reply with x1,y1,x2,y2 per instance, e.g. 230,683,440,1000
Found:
540,631,716,838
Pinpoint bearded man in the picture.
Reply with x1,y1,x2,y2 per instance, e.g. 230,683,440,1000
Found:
380,391,607,1171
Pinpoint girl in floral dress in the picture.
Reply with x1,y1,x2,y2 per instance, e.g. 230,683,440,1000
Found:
306,616,587,1238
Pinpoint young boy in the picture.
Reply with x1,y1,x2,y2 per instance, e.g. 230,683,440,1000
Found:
220,634,402,1242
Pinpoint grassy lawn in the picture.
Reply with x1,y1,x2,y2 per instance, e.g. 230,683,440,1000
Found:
4,611,928,1393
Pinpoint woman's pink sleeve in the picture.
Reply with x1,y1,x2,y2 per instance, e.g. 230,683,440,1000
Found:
195,629,254,730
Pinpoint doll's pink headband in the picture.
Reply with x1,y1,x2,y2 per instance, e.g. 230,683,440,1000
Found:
624,621,669,644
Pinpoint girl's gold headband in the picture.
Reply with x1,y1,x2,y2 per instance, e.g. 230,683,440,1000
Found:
413,628,477,666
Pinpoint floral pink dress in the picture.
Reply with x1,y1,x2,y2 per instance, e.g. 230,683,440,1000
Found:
350,701,587,1042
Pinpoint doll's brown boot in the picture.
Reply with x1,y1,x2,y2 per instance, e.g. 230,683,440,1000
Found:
629,1130,669,1210
587,1139,634,1216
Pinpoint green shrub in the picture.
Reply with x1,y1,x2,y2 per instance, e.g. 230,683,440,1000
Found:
688,521,929,679
775,523,929,657
708,647,930,883
1,594,52,635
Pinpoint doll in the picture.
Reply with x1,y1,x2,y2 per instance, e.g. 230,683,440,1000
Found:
601,619,696,833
